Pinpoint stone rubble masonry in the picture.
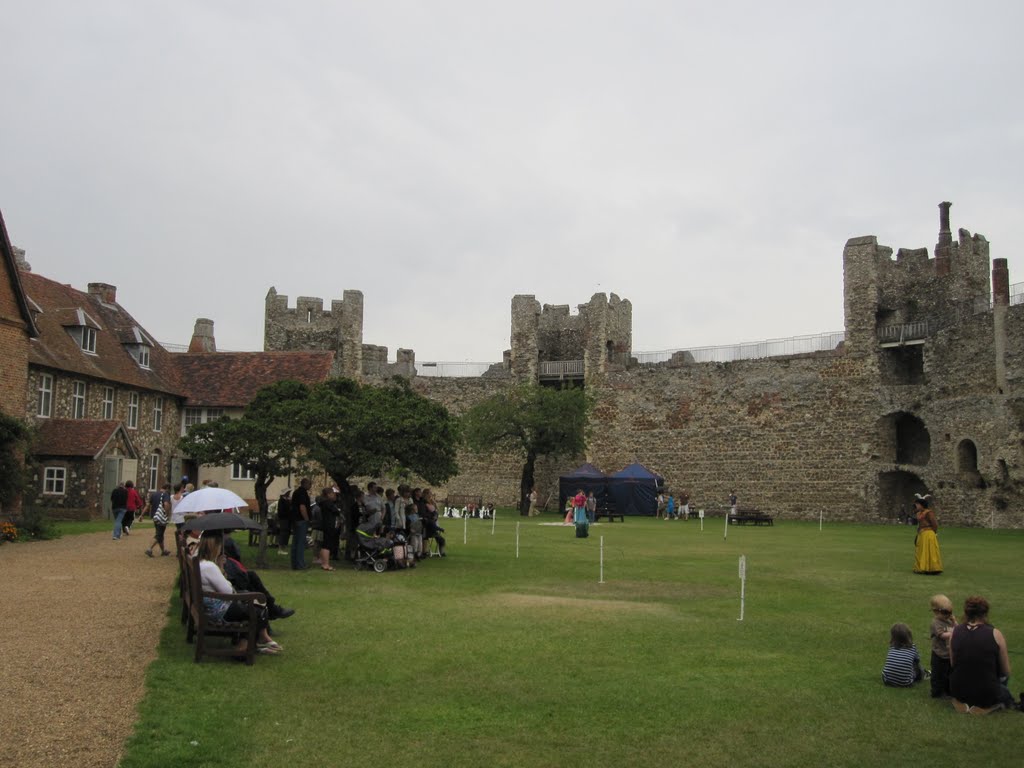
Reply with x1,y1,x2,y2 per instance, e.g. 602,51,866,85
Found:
264,287,417,379
265,204,1024,527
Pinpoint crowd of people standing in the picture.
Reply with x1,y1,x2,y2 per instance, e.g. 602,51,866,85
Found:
271,480,448,570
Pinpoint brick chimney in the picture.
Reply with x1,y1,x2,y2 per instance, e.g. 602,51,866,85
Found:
934,201,953,277
993,258,1009,394
87,282,117,304
188,318,217,353
12,246,31,272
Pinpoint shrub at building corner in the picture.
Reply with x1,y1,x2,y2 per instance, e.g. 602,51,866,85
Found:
0,413,32,508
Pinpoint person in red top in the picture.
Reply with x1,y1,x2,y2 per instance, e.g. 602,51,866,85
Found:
123,480,144,536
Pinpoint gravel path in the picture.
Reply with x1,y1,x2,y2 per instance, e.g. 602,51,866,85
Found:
1,525,177,768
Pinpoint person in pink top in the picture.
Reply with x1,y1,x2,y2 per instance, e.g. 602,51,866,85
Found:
573,489,587,521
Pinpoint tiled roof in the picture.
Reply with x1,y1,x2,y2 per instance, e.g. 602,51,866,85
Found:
33,419,137,459
21,271,184,396
173,351,335,407
0,209,38,337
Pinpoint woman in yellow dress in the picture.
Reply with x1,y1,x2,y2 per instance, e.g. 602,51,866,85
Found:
913,495,943,575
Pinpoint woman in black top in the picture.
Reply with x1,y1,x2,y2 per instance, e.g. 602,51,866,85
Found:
950,595,1014,714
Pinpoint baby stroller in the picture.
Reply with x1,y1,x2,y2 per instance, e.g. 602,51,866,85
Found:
354,527,394,573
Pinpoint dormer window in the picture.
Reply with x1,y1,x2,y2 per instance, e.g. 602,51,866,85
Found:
60,308,102,355
130,343,152,369
120,326,154,369
81,326,97,354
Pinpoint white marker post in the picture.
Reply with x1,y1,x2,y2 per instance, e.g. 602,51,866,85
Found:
699,509,704,532
724,509,729,540
516,521,520,559
491,509,496,535
819,509,823,531
738,554,747,621
599,535,605,584
463,515,468,545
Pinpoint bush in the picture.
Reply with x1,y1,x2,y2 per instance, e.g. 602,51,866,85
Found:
15,507,61,541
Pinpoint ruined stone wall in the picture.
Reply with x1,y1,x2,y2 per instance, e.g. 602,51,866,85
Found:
510,293,633,382
587,354,880,521
264,288,363,378
843,216,990,355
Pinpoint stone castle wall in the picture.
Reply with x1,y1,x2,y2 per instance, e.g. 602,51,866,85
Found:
263,204,1024,526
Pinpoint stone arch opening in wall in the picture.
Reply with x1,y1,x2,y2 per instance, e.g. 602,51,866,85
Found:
606,340,613,362
957,440,978,473
879,412,931,465
957,439,985,488
877,470,928,521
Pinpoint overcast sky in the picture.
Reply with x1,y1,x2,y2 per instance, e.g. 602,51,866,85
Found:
3,1,1022,362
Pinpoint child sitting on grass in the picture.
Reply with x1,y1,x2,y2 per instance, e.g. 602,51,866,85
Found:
882,622,925,687
928,594,957,698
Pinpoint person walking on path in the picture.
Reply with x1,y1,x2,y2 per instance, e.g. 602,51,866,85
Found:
123,480,144,536
111,483,128,540
145,483,171,557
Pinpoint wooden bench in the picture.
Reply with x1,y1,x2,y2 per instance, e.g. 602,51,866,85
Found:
594,504,624,522
728,508,774,526
182,552,262,665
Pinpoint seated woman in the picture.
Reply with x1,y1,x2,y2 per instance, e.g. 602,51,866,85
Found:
950,595,1014,714
198,534,283,656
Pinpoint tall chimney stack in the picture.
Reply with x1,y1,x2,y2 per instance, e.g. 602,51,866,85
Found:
934,201,953,277
87,282,117,304
188,318,217,353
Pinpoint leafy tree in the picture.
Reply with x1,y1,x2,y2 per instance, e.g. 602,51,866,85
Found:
178,380,310,566
303,377,460,498
0,413,32,508
462,384,590,515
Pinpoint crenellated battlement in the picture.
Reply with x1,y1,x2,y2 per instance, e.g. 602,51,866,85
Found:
510,292,633,382
843,203,991,355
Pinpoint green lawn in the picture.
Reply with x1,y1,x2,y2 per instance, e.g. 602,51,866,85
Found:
121,515,1024,768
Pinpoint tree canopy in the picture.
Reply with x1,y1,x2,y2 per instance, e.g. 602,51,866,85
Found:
303,377,460,489
461,384,590,514
178,380,311,565
178,375,460,515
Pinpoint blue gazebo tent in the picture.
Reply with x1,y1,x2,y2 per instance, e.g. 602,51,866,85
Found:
608,463,665,516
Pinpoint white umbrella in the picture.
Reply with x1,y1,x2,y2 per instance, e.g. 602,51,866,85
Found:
174,487,249,515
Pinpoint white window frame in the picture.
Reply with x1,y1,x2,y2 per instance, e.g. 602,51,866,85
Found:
153,396,164,432
71,380,87,419
102,386,115,420
43,466,66,495
38,374,53,418
81,326,97,354
127,392,139,429
231,462,256,481
149,453,160,490
138,344,151,369
183,406,225,435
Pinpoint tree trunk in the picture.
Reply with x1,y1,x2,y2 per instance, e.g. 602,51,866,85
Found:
519,452,536,516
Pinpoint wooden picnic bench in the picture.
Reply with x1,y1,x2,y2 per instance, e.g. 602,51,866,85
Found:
594,503,624,522
180,546,262,665
728,508,774,526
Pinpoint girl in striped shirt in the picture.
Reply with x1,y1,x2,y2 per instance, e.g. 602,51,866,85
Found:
882,623,925,687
